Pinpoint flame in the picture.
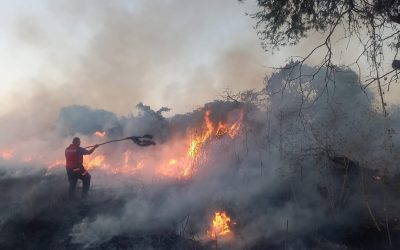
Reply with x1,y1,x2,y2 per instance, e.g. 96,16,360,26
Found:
47,160,64,169
215,122,229,137
0,149,14,160
124,150,131,167
84,155,106,170
183,109,244,176
182,164,192,177
95,131,106,138
215,111,244,139
111,159,144,175
134,160,145,172
78,150,145,175
156,158,183,177
45,160,65,175
228,111,244,138
119,151,144,174
169,159,177,165
207,211,234,239
187,139,202,158
187,111,214,158
38,108,245,179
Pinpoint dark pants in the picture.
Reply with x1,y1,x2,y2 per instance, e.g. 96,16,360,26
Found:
66,166,91,198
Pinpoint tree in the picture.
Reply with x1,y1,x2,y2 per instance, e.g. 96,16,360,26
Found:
241,0,400,115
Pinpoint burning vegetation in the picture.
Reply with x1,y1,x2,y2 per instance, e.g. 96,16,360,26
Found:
2,66,400,249
54,108,244,180
207,211,235,240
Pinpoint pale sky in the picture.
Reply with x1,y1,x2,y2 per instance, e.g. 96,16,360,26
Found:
0,0,282,117
0,0,398,119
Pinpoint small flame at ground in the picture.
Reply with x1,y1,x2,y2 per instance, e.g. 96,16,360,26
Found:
0,149,14,160
95,131,106,138
207,211,235,239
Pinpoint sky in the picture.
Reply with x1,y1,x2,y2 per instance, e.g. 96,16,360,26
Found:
0,0,398,120
0,0,282,117
1,2,399,248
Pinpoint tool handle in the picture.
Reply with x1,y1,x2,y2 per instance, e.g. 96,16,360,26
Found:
84,135,154,149
85,138,129,149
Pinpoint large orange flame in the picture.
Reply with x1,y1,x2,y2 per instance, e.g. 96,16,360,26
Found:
84,155,106,170
12,108,246,179
182,109,244,177
207,211,234,239
187,111,214,158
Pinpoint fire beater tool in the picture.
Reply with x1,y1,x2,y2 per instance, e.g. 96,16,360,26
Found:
85,134,156,149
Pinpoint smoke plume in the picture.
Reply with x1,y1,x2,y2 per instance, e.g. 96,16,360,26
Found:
2,64,399,249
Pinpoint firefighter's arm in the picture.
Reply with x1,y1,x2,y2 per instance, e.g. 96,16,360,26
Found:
87,144,99,154
81,145,99,155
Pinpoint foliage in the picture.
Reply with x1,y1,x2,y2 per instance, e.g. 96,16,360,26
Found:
245,0,399,49
241,0,400,115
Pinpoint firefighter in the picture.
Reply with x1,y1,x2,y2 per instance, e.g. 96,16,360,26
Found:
65,137,98,199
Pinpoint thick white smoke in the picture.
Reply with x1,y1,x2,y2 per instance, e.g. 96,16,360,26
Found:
61,65,400,249
1,64,399,249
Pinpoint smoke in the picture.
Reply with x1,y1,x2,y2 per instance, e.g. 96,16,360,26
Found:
1,63,400,249
37,65,395,249
55,105,119,136
1,0,267,118
72,68,395,249
1,1,400,248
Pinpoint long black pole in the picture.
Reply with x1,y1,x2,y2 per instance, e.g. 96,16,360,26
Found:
85,137,131,149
